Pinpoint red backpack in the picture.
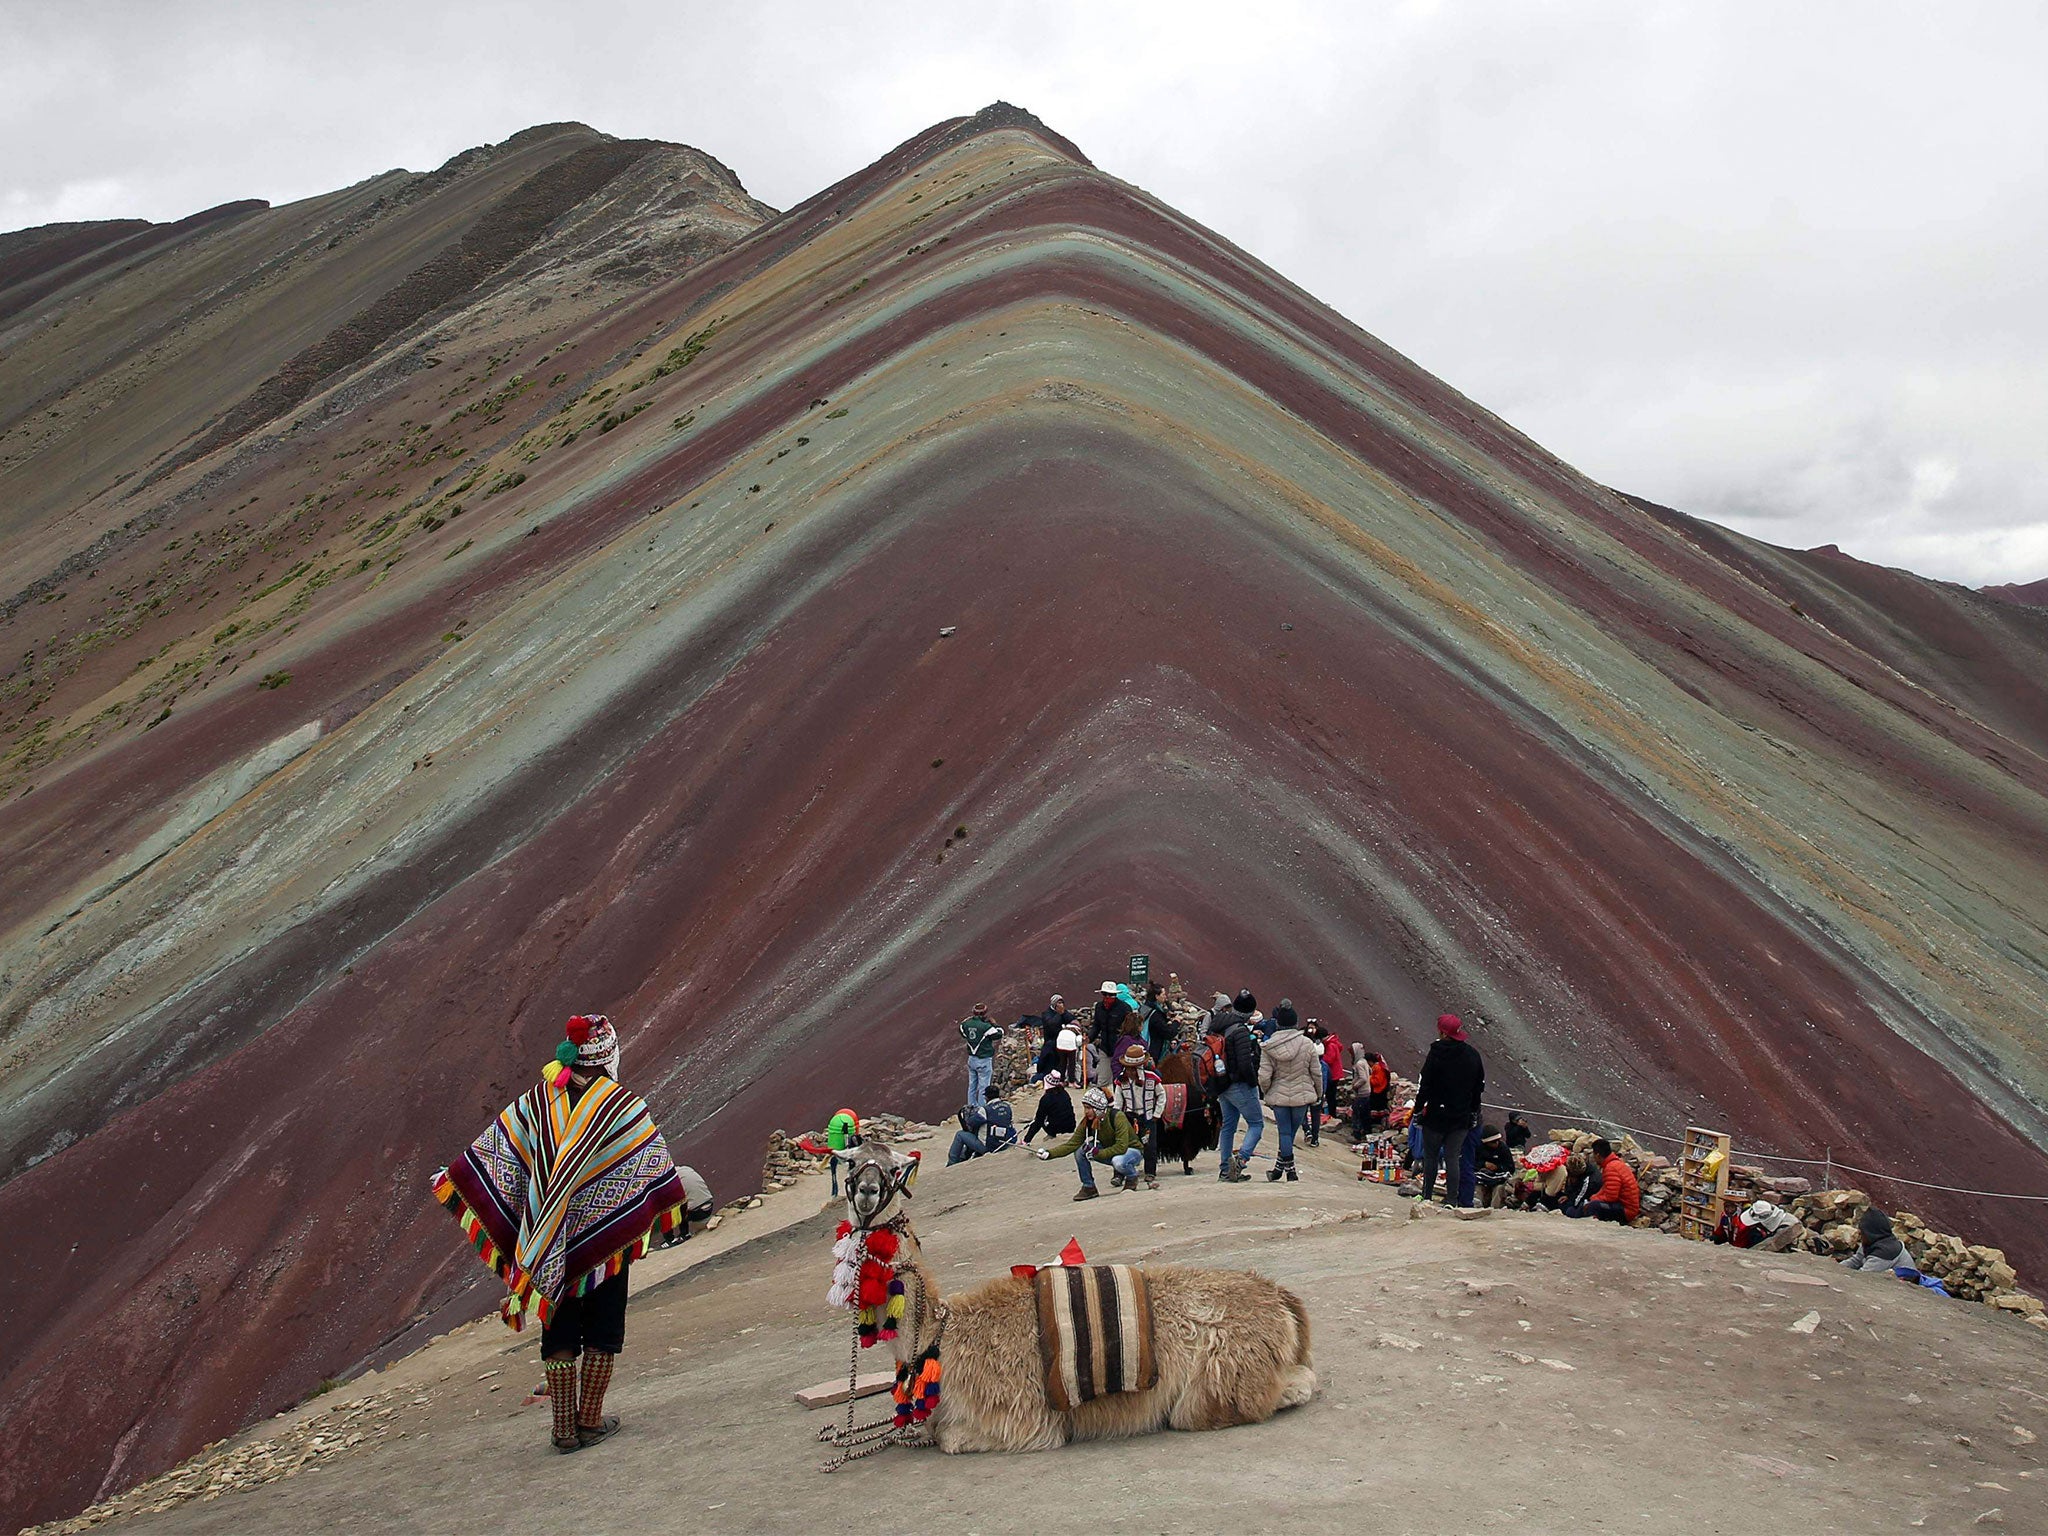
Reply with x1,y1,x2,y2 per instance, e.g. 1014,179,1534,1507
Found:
1195,1033,1229,1094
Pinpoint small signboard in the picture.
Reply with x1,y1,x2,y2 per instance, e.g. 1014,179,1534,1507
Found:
1128,953,1150,992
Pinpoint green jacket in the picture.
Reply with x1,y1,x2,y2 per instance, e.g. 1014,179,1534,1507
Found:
1045,1107,1138,1163
959,1014,1002,1059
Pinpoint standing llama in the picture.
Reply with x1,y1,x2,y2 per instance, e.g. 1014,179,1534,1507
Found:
820,1150,1315,1462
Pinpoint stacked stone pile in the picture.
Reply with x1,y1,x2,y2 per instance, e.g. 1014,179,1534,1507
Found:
755,1114,941,1199
1542,1125,2045,1329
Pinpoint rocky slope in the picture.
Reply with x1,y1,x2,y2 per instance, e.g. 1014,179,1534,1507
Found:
28,1146,2048,1536
5,103,2048,1529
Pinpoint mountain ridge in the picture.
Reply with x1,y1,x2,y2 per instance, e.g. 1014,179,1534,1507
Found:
3,104,2047,1529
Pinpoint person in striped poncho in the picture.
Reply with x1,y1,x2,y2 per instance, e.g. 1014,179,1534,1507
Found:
434,1014,685,1454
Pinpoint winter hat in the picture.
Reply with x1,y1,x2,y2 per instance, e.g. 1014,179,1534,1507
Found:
544,1014,619,1087
1272,1004,1298,1031
1041,1070,1065,1088
1858,1207,1894,1242
1480,1124,1502,1143
1436,1013,1466,1040
1234,989,1257,1012
1081,1088,1110,1113
1211,992,1233,1011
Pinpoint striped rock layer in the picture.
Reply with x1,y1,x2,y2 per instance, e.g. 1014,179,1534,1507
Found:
4,103,2048,1525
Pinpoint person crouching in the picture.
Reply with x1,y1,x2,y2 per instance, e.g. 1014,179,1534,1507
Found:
1562,1137,1641,1224
1035,1087,1141,1201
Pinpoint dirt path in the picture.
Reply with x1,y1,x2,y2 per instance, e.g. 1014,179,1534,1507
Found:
37,1133,2047,1535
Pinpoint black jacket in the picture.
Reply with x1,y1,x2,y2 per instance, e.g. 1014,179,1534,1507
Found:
1091,998,1131,1050
1025,1086,1077,1142
1416,1037,1484,1131
1221,1018,1261,1088
1139,1003,1176,1060
1032,1008,1077,1071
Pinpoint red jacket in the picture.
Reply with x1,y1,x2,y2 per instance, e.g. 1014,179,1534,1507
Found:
1321,1035,1345,1079
1594,1154,1641,1222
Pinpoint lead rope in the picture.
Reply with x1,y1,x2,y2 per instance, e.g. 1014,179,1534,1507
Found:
819,1225,917,1471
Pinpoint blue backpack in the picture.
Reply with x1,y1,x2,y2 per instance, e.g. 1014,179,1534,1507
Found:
983,1099,1017,1151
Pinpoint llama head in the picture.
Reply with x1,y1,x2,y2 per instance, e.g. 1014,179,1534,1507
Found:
844,1148,920,1231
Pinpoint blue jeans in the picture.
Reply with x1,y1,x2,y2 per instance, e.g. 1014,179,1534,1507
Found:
1458,1123,1482,1207
948,1130,987,1165
1216,1083,1263,1169
966,1054,993,1105
1076,1147,1143,1188
1272,1103,1311,1161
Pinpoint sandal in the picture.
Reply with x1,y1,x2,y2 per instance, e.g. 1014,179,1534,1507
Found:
578,1414,621,1446
552,1434,582,1454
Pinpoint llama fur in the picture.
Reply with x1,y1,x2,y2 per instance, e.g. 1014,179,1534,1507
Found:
885,1218,1316,1453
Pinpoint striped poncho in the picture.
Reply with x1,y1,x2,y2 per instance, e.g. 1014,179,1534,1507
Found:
434,1074,685,1330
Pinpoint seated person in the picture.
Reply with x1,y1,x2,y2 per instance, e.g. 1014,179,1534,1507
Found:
1023,1071,1077,1144
981,1096,1018,1153
948,1104,992,1165
1726,1199,1804,1252
1562,1138,1640,1224
1473,1124,1517,1208
1034,1087,1142,1201
1840,1207,1919,1277
1503,1112,1532,1153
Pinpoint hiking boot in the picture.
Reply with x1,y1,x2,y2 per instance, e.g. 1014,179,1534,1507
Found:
1109,1173,1126,1190
1072,1186,1099,1202
1223,1157,1252,1183
1283,1161,1299,1182
1216,1157,1237,1183
1266,1163,1285,1182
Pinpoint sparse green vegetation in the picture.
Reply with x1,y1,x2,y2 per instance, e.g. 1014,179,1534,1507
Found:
259,671,291,690
484,471,527,497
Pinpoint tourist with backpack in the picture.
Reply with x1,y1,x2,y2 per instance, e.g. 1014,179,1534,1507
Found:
1032,994,1076,1082
1208,990,1264,1182
1035,1087,1142,1201
1412,1013,1484,1206
1257,1004,1321,1182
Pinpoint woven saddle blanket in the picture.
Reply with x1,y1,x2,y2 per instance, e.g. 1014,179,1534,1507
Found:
1033,1264,1159,1412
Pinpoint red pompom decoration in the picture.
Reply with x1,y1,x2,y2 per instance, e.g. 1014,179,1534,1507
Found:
865,1229,899,1261
858,1274,889,1308
834,1220,852,1241
566,1015,593,1046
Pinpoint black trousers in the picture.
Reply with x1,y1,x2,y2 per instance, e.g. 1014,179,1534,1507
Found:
541,1266,629,1357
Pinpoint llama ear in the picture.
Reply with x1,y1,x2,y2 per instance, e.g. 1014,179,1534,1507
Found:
893,1151,922,1197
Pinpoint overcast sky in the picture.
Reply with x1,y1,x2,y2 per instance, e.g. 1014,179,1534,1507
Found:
5,1,2044,585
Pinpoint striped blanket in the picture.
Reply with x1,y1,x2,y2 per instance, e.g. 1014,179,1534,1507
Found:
434,1075,684,1330
1033,1264,1159,1411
